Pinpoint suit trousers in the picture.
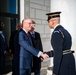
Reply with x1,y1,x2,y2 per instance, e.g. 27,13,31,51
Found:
34,68,40,75
20,68,31,75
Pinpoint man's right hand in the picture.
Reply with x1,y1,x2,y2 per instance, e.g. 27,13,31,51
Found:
40,52,49,60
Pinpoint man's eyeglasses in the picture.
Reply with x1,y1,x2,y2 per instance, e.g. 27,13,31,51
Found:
25,22,32,25
32,24,35,27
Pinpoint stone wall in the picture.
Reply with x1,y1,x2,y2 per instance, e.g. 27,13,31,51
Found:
29,0,51,66
29,0,51,52
24,0,51,68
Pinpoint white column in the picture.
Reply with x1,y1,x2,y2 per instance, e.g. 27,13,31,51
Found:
20,0,24,22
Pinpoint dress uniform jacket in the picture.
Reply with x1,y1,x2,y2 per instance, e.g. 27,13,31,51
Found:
51,25,75,75
30,32,43,72
14,29,41,75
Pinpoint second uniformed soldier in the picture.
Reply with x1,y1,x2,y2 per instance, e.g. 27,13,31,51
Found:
46,12,75,75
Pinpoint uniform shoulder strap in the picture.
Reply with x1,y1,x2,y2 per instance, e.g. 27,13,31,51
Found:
59,29,64,39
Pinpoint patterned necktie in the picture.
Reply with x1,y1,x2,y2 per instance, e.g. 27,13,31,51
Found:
27,33,30,38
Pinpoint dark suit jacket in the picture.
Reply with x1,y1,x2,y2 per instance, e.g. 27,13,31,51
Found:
14,29,40,75
0,32,9,74
30,32,43,72
9,30,19,75
9,30,18,54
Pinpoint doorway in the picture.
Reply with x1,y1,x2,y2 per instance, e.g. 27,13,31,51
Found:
0,0,20,74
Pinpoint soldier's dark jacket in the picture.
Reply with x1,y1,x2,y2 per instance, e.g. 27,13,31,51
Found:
51,25,75,75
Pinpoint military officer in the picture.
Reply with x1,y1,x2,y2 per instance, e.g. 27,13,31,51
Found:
46,12,75,75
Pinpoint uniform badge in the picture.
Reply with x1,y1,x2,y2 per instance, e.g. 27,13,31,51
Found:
54,30,60,33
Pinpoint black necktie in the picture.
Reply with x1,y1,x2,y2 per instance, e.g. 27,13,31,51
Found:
32,34,35,38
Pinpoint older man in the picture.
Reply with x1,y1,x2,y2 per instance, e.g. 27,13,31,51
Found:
14,18,48,75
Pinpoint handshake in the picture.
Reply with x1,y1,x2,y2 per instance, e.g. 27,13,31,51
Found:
40,50,74,60
40,50,54,60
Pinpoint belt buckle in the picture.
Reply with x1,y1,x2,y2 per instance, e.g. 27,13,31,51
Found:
63,50,71,55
